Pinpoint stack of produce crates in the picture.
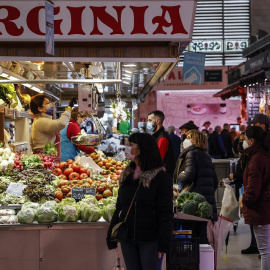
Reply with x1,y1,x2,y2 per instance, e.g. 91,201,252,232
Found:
167,230,200,270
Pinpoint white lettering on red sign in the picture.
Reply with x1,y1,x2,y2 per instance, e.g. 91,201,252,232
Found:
0,1,196,41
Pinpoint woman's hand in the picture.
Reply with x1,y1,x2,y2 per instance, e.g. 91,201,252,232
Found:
229,173,234,180
158,252,163,259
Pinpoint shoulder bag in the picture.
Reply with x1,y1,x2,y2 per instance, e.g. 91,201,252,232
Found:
111,182,142,243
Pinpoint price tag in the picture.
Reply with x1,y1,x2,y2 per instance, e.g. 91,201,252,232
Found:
6,182,27,197
71,188,96,201
114,150,126,162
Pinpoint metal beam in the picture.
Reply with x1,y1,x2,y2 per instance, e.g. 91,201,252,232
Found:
0,79,122,84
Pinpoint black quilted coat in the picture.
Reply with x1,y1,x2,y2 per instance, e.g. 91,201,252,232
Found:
174,145,218,221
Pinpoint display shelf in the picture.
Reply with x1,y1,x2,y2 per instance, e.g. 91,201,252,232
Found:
2,108,33,121
0,204,22,210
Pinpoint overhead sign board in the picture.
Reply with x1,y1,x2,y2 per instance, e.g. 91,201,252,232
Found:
45,1,54,55
154,66,227,91
0,1,196,42
182,52,205,84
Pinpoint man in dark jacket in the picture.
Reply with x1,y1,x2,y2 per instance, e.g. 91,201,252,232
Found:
221,123,233,158
147,110,176,177
168,126,181,159
208,126,227,159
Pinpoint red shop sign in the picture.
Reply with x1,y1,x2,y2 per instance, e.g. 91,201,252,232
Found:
0,1,196,42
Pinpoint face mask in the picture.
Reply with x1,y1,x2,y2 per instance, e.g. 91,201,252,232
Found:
243,140,250,150
183,139,193,149
45,107,54,116
146,122,155,133
124,146,135,161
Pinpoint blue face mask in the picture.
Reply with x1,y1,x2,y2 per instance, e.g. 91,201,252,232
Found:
46,107,54,116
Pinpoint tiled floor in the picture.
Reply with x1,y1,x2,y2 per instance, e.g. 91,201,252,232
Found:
217,218,261,270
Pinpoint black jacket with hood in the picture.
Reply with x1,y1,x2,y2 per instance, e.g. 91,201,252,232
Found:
107,162,173,252
174,145,218,221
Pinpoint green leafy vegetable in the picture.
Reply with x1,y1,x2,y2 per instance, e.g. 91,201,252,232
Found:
58,198,79,222
196,201,213,218
102,204,116,222
181,200,198,216
35,202,58,223
17,208,36,224
0,83,18,108
79,203,102,222
43,143,58,155
21,155,42,169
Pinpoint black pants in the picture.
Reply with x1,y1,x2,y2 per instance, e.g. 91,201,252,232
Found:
121,240,158,270
250,225,258,248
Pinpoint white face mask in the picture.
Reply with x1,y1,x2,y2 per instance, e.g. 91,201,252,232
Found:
243,140,250,149
146,122,155,133
183,139,193,149
124,146,135,161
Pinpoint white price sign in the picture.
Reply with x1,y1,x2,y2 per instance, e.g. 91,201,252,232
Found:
6,183,27,197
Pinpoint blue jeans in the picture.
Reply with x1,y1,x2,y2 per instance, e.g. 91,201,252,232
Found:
253,224,270,270
121,240,158,270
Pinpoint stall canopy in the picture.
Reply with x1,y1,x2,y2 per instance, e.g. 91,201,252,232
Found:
213,84,246,100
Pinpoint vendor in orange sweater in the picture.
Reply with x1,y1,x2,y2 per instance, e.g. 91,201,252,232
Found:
60,107,95,161
147,110,176,177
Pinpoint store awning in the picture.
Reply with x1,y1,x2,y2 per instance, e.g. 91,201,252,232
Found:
239,70,266,87
213,82,246,100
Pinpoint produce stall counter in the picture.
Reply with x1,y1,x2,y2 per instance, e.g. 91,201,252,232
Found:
0,221,124,270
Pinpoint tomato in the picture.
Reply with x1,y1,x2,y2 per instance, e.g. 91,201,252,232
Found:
105,162,112,169
52,168,62,176
116,161,122,166
72,162,80,172
79,166,87,174
66,191,72,197
67,159,73,165
86,170,90,176
97,184,106,193
116,175,120,181
103,189,113,198
55,190,64,200
90,152,96,158
79,173,88,179
111,175,118,181
69,172,80,180
61,185,71,194
97,161,103,167
58,174,67,180
59,161,68,170
95,193,103,201
111,160,116,165
58,180,70,187
63,167,73,177
116,170,122,175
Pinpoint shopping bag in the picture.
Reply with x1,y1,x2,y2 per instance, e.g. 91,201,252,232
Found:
220,183,240,221
113,248,124,270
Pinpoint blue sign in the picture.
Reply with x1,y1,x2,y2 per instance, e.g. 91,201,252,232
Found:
45,1,54,55
182,52,205,84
